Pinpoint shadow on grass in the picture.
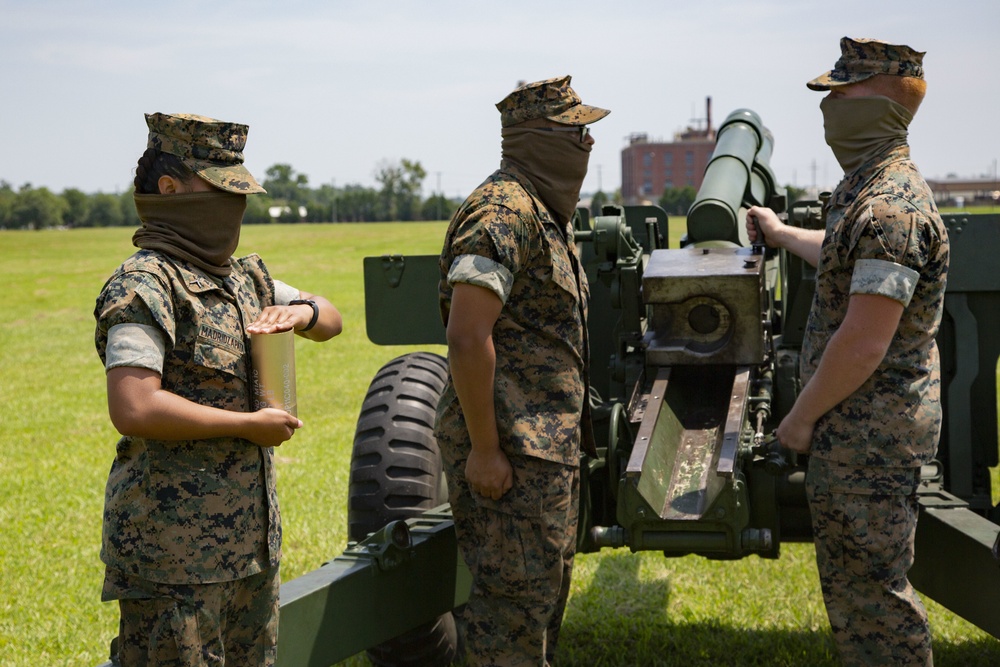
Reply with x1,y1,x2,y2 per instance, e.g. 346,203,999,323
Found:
556,550,999,667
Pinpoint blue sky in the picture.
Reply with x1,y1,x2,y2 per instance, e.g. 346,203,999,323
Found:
2,0,997,199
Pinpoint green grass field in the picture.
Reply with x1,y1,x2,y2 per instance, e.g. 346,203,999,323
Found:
1,220,997,666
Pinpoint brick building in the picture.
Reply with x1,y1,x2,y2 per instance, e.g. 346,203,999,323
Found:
621,97,716,205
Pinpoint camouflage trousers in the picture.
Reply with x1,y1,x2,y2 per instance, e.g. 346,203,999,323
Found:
806,457,932,666
102,565,279,666
443,451,580,667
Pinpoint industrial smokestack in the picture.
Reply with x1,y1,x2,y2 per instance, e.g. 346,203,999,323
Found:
706,96,713,134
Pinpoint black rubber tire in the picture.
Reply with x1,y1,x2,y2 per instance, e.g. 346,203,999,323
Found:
347,351,458,667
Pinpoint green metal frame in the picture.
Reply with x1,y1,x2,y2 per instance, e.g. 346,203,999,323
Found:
96,508,469,667
911,485,1000,637
276,508,469,666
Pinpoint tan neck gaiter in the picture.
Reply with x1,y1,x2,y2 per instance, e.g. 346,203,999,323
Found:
821,95,913,174
132,191,248,277
501,128,592,224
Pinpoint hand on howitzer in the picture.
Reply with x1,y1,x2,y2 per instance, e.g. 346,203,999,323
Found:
246,407,303,448
466,445,513,500
746,205,784,248
775,412,815,454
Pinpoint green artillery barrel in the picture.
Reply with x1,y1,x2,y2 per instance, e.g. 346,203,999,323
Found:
686,109,778,245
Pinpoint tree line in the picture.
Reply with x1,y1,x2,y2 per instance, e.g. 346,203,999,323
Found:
0,159,461,230
0,155,802,230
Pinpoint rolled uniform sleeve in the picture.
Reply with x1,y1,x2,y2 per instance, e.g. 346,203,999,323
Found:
106,323,166,373
273,279,299,306
447,254,514,305
445,202,531,304
96,272,174,373
846,196,925,307
851,259,919,307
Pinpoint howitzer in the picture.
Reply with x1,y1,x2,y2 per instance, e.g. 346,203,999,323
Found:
581,109,799,559
96,109,1000,666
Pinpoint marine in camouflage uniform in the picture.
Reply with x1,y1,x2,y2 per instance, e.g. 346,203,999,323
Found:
95,113,341,665
96,251,282,582
436,76,608,666
749,38,948,666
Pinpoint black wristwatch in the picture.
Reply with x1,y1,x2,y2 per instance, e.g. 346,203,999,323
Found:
289,299,319,332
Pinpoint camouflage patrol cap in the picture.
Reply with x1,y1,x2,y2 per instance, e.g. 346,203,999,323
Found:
806,37,925,91
144,112,266,194
496,75,610,127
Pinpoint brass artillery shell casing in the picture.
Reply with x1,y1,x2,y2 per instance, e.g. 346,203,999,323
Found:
250,330,297,417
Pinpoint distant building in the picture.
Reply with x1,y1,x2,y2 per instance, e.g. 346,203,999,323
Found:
621,97,717,205
925,177,1000,207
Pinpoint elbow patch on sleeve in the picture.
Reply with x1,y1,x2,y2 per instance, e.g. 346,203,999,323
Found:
851,258,919,307
447,254,514,305
106,323,166,374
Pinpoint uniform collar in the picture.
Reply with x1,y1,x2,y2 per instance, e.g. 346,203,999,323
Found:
832,144,911,207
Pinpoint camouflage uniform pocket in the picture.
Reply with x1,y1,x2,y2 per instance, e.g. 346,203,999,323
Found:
193,337,247,382
118,594,208,664
841,492,917,582
474,465,544,518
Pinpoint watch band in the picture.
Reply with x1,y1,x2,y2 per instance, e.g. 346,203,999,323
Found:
288,299,319,332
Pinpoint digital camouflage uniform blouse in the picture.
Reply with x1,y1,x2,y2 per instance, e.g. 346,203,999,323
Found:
95,250,281,584
436,162,590,466
802,144,949,468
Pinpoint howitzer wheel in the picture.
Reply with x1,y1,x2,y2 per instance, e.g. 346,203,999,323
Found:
348,351,459,667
